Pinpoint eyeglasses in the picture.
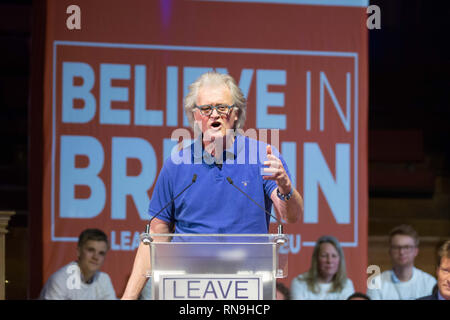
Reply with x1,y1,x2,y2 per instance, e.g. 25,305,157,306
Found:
390,245,416,252
194,104,235,116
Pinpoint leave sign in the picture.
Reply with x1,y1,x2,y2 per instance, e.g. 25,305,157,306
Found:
160,275,263,300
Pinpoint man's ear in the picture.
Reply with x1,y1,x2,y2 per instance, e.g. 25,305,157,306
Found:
76,246,81,260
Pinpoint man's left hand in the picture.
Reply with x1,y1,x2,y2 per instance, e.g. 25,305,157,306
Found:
263,145,292,194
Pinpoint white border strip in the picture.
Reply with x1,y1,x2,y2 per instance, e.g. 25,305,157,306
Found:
51,41,360,247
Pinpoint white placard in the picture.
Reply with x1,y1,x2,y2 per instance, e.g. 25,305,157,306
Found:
160,274,264,300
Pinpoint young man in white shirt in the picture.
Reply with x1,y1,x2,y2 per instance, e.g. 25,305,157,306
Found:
367,224,436,300
39,228,117,300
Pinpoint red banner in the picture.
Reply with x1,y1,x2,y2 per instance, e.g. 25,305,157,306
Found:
40,0,368,297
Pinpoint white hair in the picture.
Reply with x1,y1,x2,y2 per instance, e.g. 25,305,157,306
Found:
184,71,247,130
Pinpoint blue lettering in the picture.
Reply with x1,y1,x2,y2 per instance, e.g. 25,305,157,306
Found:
187,280,201,299
235,281,249,299
59,135,105,218
256,69,286,129
99,63,130,125
111,137,156,220
134,65,163,126
110,231,120,251
202,281,218,299
173,281,184,299
62,62,96,123
120,231,131,250
304,143,350,224
280,234,301,254
166,66,178,127
218,280,233,298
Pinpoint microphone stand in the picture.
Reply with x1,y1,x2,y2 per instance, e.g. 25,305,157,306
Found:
140,174,197,245
226,177,287,245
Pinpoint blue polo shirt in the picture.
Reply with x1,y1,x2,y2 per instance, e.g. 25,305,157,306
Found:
148,134,292,234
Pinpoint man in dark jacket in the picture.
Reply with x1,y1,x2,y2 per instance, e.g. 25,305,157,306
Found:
418,240,450,300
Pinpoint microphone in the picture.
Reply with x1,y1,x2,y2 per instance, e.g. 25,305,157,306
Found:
141,174,198,244
226,177,285,237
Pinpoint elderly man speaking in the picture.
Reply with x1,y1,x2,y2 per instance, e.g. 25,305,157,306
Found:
122,71,303,299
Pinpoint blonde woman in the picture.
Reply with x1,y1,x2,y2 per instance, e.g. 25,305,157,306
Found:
291,235,354,300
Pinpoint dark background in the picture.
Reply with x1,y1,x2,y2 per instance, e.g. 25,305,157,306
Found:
0,0,449,299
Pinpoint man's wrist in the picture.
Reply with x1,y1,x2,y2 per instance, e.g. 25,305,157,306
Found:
277,181,292,195
277,187,293,201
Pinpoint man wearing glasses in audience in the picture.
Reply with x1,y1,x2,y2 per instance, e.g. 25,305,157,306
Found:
367,224,436,300
121,71,303,299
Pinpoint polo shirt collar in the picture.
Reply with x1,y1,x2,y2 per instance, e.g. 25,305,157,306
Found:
191,133,244,164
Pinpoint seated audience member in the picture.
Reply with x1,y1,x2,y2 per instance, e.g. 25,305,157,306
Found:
276,282,291,300
347,292,371,300
39,228,117,300
418,240,450,300
291,235,355,300
366,224,436,300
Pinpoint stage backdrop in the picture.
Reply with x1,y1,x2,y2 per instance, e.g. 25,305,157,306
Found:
39,0,368,297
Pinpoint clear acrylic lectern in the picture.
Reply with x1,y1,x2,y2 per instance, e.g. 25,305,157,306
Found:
141,233,288,300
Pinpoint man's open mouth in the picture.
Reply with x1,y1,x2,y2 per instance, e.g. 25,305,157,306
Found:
211,121,221,128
